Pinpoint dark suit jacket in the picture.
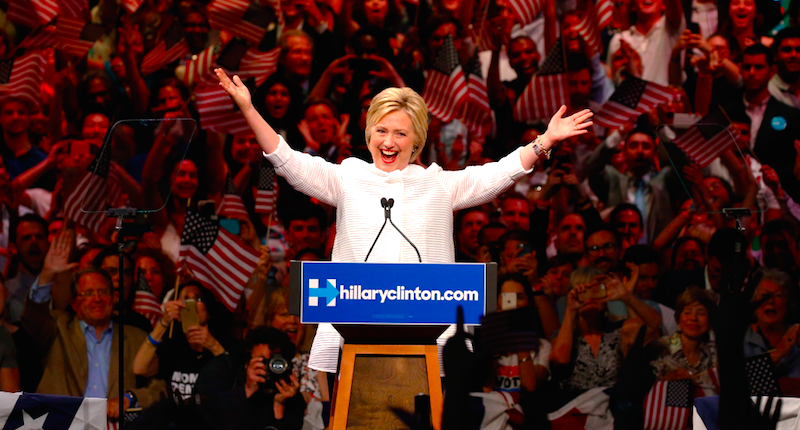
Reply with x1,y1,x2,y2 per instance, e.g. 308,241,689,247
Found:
726,96,800,203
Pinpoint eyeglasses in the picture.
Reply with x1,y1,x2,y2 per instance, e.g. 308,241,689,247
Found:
587,243,617,253
77,289,112,298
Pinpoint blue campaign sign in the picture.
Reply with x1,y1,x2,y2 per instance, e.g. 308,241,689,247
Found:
297,262,493,325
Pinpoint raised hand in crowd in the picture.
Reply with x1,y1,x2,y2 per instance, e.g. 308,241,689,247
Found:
39,227,77,285
367,54,406,88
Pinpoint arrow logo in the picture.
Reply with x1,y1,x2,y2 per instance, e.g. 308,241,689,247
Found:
308,279,338,307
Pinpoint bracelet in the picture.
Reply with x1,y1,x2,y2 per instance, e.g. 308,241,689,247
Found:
124,391,138,408
531,136,551,160
148,334,162,347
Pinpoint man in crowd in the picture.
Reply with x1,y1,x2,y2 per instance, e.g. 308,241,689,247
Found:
455,208,490,262
4,214,48,323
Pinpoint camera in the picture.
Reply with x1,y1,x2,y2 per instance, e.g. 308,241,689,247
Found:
266,353,293,384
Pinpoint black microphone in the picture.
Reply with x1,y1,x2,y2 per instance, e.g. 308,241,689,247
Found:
364,198,422,262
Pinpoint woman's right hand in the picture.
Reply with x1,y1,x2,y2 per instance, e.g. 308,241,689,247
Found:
566,285,588,312
161,299,185,325
216,68,253,113
773,324,800,363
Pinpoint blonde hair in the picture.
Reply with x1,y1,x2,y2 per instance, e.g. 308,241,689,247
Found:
364,87,429,162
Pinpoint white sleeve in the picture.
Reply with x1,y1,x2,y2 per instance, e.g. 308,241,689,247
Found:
264,135,343,207
436,147,533,211
535,339,551,374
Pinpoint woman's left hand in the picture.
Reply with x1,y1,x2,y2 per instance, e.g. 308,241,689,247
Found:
603,275,632,303
545,106,593,143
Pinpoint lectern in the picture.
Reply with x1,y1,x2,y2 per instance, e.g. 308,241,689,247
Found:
289,261,497,430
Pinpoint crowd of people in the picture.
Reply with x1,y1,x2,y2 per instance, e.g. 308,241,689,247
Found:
1,0,800,428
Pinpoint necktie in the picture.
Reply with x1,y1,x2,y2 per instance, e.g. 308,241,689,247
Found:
635,179,648,242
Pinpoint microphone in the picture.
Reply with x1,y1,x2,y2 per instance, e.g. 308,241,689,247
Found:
364,198,422,262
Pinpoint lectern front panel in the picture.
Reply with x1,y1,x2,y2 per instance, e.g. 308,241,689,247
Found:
346,355,428,430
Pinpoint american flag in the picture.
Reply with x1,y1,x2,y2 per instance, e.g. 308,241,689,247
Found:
508,0,544,27
17,25,58,50
513,38,568,122
673,107,739,167
179,207,260,311
62,143,122,233
218,174,249,219
207,0,282,46
255,161,278,214
596,0,614,29
121,0,143,14
141,20,190,76
133,269,162,329
643,379,692,430
746,353,781,397
194,82,252,134
58,0,88,18
473,0,497,52
214,38,281,87
56,17,106,58
573,3,603,57
422,34,468,123
7,0,58,29
593,76,674,129
463,53,492,136
183,45,217,87
0,52,47,109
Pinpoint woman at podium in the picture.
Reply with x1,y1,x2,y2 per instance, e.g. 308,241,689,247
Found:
215,68,593,381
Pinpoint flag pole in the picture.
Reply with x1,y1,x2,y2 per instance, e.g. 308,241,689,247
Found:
170,197,191,339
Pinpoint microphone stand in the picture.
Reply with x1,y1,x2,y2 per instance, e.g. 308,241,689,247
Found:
107,207,138,427
365,198,421,263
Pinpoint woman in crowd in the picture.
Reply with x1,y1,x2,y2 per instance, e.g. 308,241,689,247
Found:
744,269,800,377
651,287,719,394
215,68,593,381
253,75,304,150
135,248,176,302
550,267,662,401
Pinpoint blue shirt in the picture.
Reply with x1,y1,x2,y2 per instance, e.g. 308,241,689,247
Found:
81,320,113,398
29,277,114,398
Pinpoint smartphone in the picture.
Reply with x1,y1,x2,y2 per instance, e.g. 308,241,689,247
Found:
687,22,701,35
220,218,240,235
180,299,199,334
349,57,378,73
578,282,607,302
501,292,517,310
198,199,216,217
516,242,533,257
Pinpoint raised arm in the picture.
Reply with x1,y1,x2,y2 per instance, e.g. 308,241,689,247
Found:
519,107,593,170
216,69,280,155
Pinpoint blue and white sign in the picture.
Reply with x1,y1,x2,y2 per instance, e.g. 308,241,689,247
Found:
298,262,492,325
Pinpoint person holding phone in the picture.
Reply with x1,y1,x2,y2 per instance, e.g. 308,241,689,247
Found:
550,267,662,402
216,68,593,387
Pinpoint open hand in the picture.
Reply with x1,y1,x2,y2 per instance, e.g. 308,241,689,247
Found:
216,69,253,114
545,107,593,143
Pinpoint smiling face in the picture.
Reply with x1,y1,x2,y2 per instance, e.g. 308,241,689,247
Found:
368,110,415,172
231,133,260,165
508,38,539,78
0,100,31,137
561,13,582,53
624,132,656,177
72,273,114,327
82,113,110,142
674,239,706,270
728,0,756,30
172,160,199,200
264,83,291,119
703,177,730,207
271,304,305,347
284,35,313,80
679,301,710,340
137,256,165,299
754,279,788,327
635,0,664,19
776,37,800,76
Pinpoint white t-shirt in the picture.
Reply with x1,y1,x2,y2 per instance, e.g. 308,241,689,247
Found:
607,16,686,86
495,339,552,393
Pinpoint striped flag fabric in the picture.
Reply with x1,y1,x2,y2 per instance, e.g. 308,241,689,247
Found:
121,0,144,13
17,25,58,50
141,20,190,76
218,174,249,219
0,392,107,430
508,0,544,27
473,1,497,52
62,142,122,233
672,107,739,167
596,0,614,29
207,0,281,46
183,45,217,87
133,269,162,329
255,161,278,214
58,0,89,18
548,387,613,429
179,207,259,311
573,3,603,57
593,76,674,129
422,34,468,123
513,38,568,123
7,0,59,29
194,83,252,134
56,17,106,58
463,53,492,136
214,38,281,87
643,379,692,430
0,52,47,109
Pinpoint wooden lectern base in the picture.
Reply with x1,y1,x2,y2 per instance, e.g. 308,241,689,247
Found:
331,344,443,430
